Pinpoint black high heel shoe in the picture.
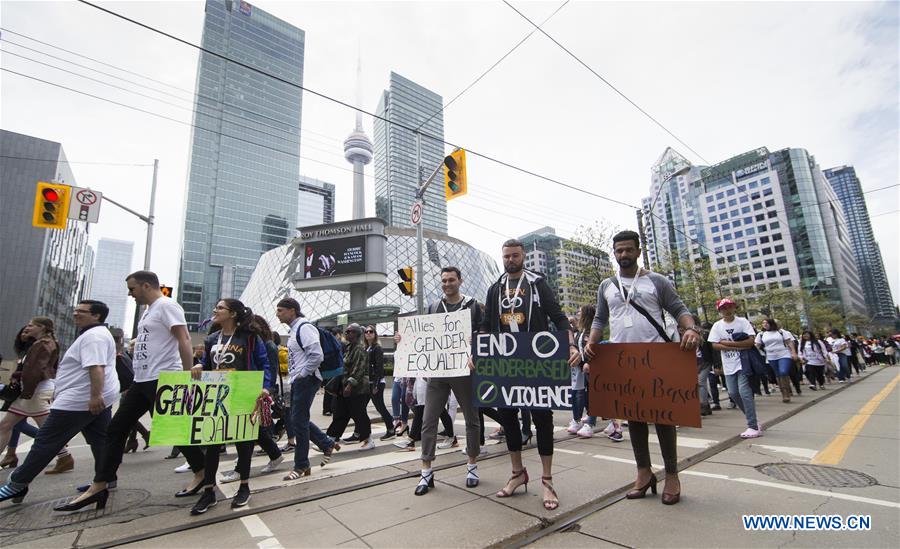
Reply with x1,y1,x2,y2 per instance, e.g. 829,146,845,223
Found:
175,480,204,498
53,488,108,511
521,433,533,447
625,475,657,499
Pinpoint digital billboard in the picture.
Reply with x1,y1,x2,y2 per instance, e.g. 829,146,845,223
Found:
304,236,366,278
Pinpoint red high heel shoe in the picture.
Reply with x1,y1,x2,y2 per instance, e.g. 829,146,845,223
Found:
625,474,657,499
496,468,529,497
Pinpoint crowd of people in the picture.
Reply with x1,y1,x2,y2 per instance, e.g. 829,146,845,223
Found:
0,232,896,515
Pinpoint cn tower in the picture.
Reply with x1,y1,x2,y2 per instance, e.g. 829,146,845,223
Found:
343,58,373,220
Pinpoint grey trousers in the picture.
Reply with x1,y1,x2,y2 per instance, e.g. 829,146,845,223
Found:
420,376,480,462
697,361,711,405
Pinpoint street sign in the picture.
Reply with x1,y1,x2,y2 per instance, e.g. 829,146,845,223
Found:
67,186,102,223
411,201,423,225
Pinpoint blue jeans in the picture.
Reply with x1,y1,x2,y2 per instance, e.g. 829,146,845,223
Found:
570,388,597,425
9,407,111,488
391,378,409,422
9,417,39,448
836,355,851,381
290,375,334,470
769,357,794,377
724,372,758,430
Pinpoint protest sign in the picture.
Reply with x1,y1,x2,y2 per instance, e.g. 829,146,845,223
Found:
472,331,572,410
393,309,471,377
588,343,700,428
149,370,263,446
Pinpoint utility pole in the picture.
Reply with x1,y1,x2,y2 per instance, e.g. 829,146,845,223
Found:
636,208,650,269
413,133,453,315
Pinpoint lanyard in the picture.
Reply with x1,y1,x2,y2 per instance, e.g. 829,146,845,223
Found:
617,269,643,310
214,331,235,369
503,276,525,313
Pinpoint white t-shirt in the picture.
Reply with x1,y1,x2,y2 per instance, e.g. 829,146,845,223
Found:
52,326,120,411
708,317,756,375
800,340,828,366
756,329,796,361
829,337,851,356
132,297,188,382
603,274,672,343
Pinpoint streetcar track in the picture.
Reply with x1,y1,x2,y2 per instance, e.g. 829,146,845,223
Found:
71,368,883,548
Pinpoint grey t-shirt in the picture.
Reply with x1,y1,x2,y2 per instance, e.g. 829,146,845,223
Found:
592,271,690,342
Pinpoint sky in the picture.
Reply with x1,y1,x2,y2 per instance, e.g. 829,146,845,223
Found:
1,0,897,324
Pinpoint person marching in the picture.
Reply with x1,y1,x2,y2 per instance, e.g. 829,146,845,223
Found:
581,231,701,506
395,267,484,496
1,301,120,509
755,319,799,403
480,239,577,511
71,271,205,509
708,299,761,439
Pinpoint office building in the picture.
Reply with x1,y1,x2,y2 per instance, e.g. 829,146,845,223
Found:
642,146,867,321
179,0,305,330
0,130,90,356
90,238,135,329
80,244,95,301
824,165,897,326
519,227,612,313
374,72,447,234
297,176,335,229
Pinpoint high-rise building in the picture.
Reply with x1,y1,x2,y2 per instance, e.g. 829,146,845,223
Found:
90,238,135,330
297,176,335,229
179,0,305,330
642,146,867,322
0,130,90,356
373,72,447,234
519,227,612,314
824,165,897,325
80,244,95,301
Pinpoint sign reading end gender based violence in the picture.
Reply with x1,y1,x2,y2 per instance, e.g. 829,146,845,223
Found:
393,309,471,378
472,331,572,410
588,343,700,428
150,371,263,446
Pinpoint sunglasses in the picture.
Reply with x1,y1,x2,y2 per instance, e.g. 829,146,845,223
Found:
365,330,375,334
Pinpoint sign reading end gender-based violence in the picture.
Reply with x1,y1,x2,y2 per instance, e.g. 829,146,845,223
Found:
149,371,263,446
588,343,700,428
472,331,572,410
393,309,472,378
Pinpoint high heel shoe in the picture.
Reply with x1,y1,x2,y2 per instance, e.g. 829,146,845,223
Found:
414,470,434,496
395,424,409,436
53,488,109,511
625,474,657,499
0,454,18,469
541,476,559,511
125,438,139,454
142,431,151,450
661,475,681,505
175,480,204,498
496,468,529,497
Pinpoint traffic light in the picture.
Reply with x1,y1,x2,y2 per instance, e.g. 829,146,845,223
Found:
397,267,414,296
32,182,72,230
443,149,467,201
160,286,173,298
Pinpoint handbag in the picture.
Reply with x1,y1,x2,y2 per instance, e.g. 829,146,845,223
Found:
270,373,287,419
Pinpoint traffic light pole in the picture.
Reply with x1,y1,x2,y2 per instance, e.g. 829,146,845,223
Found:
413,133,454,315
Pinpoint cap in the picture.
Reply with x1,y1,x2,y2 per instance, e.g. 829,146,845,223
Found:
716,298,736,310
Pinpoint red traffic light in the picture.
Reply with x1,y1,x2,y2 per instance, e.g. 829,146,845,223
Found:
42,188,60,202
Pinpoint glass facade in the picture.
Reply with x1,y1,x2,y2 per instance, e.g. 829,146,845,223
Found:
240,227,499,332
297,175,335,230
373,72,447,234
90,238,134,330
824,166,896,322
179,0,305,330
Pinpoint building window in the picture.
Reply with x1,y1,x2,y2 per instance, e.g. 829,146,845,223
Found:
781,280,792,288
710,215,718,222
748,238,758,246
734,230,744,238
770,221,780,229
760,177,770,185
762,247,772,255
774,244,784,252
736,241,745,249
767,211,778,218
779,268,790,276
728,199,737,206
742,274,752,282
752,261,762,268
763,188,773,196
708,206,715,213
738,252,748,260
772,234,782,241
767,270,777,278
765,199,775,207
754,204,763,211
716,192,724,200
713,236,721,243
741,205,750,212
777,256,787,264
711,226,719,233
764,258,774,267
760,236,770,243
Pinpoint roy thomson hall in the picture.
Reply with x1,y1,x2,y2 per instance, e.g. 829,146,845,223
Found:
238,218,499,332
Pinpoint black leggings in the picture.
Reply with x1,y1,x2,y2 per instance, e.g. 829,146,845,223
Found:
326,394,371,440
805,364,825,387
479,407,502,445
203,441,253,485
629,422,677,475
498,408,553,456
371,383,393,428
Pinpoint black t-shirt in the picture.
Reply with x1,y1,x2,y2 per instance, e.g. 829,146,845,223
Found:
204,331,250,371
499,277,529,332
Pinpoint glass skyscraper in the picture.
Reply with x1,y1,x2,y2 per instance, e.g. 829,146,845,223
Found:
824,165,896,324
297,175,335,230
374,72,447,234
179,0,305,329
90,238,135,330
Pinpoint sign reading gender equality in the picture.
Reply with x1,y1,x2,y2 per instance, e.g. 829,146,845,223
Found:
393,309,471,377
149,371,263,446
472,331,572,410
588,343,700,428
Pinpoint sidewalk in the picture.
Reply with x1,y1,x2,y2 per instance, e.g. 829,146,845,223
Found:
6,367,888,548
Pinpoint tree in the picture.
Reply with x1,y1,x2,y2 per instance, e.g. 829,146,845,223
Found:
655,251,725,324
558,221,618,314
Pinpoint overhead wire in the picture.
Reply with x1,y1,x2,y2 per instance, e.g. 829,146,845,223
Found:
0,155,153,166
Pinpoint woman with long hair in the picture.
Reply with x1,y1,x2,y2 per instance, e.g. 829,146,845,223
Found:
755,318,799,403
799,331,828,390
0,318,64,470
365,325,395,440
189,299,274,515
569,305,604,439
1,328,42,469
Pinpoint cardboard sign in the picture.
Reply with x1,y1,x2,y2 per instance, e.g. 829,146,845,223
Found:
149,371,263,446
472,331,572,410
393,309,472,378
588,343,701,428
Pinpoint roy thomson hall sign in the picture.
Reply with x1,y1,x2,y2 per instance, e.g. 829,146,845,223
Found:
291,217,388,293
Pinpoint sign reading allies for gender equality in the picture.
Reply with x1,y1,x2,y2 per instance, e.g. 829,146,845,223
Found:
472,331,572,410
588,343,701,428
150,371,263,446
393,309,471,378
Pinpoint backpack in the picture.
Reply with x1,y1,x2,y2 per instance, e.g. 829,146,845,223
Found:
296,321,344,379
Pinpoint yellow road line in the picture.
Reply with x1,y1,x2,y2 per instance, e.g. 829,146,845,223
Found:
810,374,900,465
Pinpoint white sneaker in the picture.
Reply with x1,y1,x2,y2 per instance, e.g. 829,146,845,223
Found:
460,446,488,457
566,419,581,434
220,470,241,483
174,462,191,473
437,436,459,450
261,455,284,473
602,420,617,437
576,423,594,438
393,439,413,449
359,438,375,451
740,428,761,439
